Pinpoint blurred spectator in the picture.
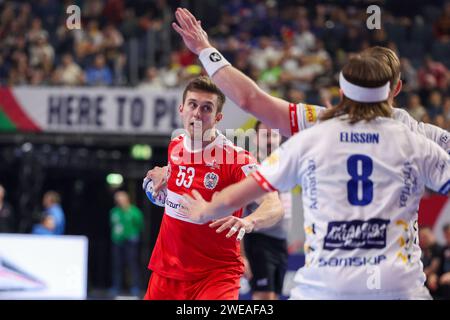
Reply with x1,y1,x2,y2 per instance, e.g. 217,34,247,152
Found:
400,58,418,92
433,1,450,42
427,90,444,120
418,56,449,91
138,66,164,89
438,223,450,299
103,0,125,25
419,226,442,298
250,37,282,72
26,18,48,45
75,20,104,60
85,53,113,86
83,0,104,20
109,190,144,297
434,114,448,129
342,26,364,53
52,53,84,86
28,33,55,73
102,24,124,62
0,184,15,233
406,94,427,121
293,16,316,54
443,97,450,123
32,191,66,235
0,0,447,135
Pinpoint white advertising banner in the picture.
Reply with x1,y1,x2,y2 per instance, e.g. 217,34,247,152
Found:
1,87,252,135
0,234,88,300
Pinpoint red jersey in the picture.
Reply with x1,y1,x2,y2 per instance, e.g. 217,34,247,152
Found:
149,132,258,281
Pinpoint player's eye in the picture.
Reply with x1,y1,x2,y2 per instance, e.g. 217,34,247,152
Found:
202,105,212,113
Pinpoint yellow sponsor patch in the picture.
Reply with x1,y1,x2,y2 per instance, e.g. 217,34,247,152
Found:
396,252,408,264
396,220,408,231
266,152,279,166
305,104,317,123
398,237,406,247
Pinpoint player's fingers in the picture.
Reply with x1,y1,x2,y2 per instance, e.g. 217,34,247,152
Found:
183,8,198,29
153,181,163,194
215,218,236,233
181,193,194,206
172,22,187,37
209,217,230,228
180,8,196,29
236,227,246,241
176,8,191,31
191,189,203,201
226,222,241,238
178,198,190,214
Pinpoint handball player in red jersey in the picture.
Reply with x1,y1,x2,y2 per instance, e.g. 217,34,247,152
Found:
143,76,284,300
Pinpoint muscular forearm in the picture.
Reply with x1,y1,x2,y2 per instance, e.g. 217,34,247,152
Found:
242,192,284,232
212,66,292,136
205,176,268,221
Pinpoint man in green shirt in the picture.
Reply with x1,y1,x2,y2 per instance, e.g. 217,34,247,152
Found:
110,190,144,298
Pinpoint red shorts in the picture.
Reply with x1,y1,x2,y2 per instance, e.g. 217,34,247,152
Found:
143,269,241,300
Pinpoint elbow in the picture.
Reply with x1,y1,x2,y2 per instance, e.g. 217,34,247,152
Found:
236,96,251,112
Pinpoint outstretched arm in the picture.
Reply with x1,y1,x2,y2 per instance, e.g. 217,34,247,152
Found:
172,8,293,137
181,175,268,224
208,191,284,240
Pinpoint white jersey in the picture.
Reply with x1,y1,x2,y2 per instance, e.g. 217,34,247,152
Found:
289,103,450,153
252,116,450,299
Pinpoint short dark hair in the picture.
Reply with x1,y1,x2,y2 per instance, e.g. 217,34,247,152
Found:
182,76,226,113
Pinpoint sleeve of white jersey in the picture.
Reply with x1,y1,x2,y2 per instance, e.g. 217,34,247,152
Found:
396,108,450,153
251,136,301,193
289,103,325,135
421,138,450,194
423,123,450,154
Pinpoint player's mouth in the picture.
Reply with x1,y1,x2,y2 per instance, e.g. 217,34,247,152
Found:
189,120,202,128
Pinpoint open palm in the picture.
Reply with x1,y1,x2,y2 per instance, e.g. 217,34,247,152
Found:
172,8,211,55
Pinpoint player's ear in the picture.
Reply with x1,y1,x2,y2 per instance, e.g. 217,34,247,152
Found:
215,112,223,123
393,80,402,97
179,103,183,113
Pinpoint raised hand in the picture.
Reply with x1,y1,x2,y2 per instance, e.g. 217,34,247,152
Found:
172,7,212,55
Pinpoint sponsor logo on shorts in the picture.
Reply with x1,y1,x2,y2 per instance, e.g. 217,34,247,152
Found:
318,255,386,267
323,218,390,250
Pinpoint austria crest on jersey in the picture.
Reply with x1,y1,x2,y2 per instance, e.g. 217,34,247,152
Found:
204,172,219,189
